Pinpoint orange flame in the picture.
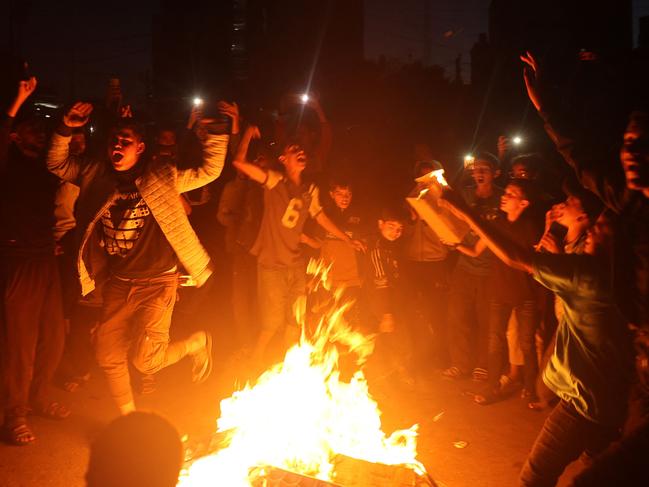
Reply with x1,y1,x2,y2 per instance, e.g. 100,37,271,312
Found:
178,261,427,486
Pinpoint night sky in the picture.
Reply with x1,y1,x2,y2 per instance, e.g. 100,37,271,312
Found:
5,0,649,102
8,0,158,102
365,0,491,82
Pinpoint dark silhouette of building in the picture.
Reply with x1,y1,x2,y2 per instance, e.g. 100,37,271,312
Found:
151,0,364,117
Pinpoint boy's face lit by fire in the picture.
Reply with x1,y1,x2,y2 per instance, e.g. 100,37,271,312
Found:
471,160,496,188
330,187,352,210
378,220,403,241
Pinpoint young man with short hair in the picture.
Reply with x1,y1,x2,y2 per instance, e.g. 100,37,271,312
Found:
443,153,503,381
232,125,364,365
1,76,70,445
47,101,229,415
454,179,543,404
441,191,633,487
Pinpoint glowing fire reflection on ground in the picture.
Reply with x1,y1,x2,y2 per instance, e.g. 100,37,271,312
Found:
177,261,427,486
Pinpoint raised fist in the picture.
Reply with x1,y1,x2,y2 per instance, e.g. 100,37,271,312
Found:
16,77,38,103
63,102,93,128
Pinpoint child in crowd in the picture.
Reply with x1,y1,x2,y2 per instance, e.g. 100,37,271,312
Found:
403,160,451,369
319,178,366,323
363,206,412,383
440,190,633,487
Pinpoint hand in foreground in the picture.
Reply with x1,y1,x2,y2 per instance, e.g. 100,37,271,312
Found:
520,51,542,112
63,102,93,128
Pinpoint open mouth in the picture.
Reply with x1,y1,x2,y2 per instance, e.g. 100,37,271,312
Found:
111,151,124,163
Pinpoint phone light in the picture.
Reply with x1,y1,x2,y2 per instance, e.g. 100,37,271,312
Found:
300,93,309,103
193,97,203,107
513,136,523,145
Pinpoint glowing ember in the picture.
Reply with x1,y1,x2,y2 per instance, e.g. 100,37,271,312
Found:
178,262,427,486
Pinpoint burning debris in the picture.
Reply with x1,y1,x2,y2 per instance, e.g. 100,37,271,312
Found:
178,261,435,487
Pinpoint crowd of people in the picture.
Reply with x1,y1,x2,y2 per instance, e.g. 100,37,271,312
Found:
0,49,648,487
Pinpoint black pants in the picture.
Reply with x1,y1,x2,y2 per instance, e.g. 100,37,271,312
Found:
520,400,619,487
447,267,490,373
1,254,65,417
403,259,449,368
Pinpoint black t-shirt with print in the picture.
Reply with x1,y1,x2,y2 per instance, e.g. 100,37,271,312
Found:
101,177,177,279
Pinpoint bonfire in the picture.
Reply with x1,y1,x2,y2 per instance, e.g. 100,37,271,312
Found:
178,260,434,486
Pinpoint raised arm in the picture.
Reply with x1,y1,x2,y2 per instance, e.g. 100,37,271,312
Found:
175,132,229,193
47,101,93,182
440,190,534,273
231,125,268,184
521,52,626,212
1,77,38,172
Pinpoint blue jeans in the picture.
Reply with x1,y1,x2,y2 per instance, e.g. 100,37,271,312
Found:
519,400,619,486
257,263,306,335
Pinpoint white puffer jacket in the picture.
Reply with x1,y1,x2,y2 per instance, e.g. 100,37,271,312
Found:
47,131,228,295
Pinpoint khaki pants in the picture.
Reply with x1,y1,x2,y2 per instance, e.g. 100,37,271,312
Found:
95,274,188,408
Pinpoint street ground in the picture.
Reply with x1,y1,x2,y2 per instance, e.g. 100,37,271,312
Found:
0,284,585,487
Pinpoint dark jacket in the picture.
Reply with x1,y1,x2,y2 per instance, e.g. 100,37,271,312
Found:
363,234,402,319
0,115,58,255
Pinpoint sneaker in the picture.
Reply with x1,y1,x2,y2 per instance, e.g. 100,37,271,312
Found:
191,332,213,384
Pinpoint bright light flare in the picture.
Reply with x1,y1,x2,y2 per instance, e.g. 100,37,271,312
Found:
300,93,310,103
193,97,204,107
512,136,523,145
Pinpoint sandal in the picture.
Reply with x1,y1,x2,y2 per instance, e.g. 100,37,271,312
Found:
474,385,504,405
498,375,521,398
192,332,213,384
32,401,71,420
63,373,90,393
3,419,36,446
471,367,488,382
441,366,464,380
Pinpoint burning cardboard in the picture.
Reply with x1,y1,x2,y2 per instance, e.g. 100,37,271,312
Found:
406,169,468,244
